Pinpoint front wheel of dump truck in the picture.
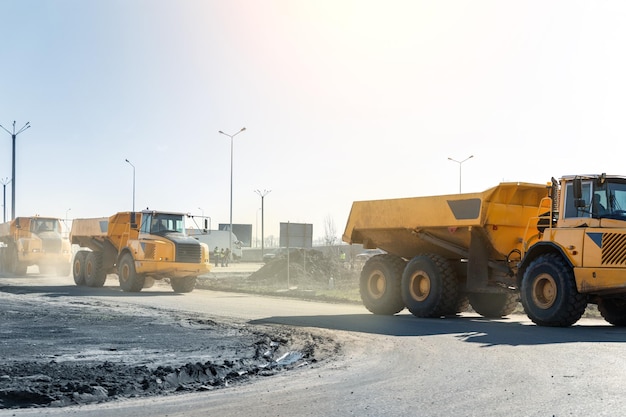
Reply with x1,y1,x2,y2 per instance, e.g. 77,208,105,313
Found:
85,252,107,287
521,253,587,327
360,254,406,315
401,254,459,318
118,253,145,292
597,297,626,326
73,251,88,285
171,276,197,293
11,248,27,276
468,292,518,318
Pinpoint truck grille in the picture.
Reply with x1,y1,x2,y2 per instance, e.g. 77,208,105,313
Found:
176,243,201,263
42,238,62,253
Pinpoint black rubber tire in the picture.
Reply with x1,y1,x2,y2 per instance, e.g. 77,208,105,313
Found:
359,254,406,315
84,252,107,288
15,263,27,276
73,251,87,286
171,276,197,293
468,292,519,318
597,297,626,326
520,253,587,327
117,253,145,292
12,248,27,276
401,254,459,318
3,245,16,274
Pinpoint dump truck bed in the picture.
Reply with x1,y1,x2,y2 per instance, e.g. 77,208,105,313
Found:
70,217,110,250
343,182,549,260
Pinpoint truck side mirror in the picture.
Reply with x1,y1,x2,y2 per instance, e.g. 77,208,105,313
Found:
203,219,208,232
573,178,582,199
572,178,586,208
130,212,137,229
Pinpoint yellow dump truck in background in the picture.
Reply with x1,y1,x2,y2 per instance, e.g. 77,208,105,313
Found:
344,174,626,327
0,216,71,276
70,210,211,293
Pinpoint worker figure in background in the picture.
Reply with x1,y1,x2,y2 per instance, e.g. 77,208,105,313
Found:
220,248,226,267
224,248,231,267
214,247,220,267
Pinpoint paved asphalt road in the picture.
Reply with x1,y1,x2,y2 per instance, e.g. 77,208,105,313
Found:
1,266,626,417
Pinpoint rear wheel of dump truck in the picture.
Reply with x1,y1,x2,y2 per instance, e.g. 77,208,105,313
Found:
468,292,518,318
360,254,406,315
521,253,587,327
85,252,107,287
118,253,145,292
73,251,87,285
402,254,459,318
597,297,626,326
171,276,197,293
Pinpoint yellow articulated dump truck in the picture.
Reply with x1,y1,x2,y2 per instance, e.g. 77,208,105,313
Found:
344,174,626,327
70,210,211,293
0,216,71,276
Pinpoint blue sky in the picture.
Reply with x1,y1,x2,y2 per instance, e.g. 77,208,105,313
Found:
2,1,626,244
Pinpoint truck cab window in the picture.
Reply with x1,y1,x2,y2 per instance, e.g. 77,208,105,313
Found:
563,181,592,219
33,219,58,233
140,214,153,234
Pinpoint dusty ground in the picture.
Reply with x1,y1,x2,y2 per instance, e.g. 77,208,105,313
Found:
0,253,605,411
0,282,339,410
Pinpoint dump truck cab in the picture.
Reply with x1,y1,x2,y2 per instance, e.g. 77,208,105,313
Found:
520,174,626,296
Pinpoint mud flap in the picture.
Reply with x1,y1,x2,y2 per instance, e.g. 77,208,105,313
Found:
467,227,489,291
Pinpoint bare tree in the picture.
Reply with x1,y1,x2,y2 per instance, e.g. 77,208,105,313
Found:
324,215,337,247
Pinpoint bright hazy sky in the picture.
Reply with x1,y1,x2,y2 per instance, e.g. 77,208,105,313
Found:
2,1,626,244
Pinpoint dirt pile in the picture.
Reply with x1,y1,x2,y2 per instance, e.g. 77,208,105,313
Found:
0,341,305,409
248,249,356,286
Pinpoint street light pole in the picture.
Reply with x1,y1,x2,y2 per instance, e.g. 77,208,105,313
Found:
124,159,135,211
65,208,71,238
447,155,473,193
0,121,31,220
1,178,10,223
254,189,271,258
218,127,246,262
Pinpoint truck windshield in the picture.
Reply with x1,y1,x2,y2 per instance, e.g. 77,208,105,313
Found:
598,180,626,220
31,219,59,233
141,213,186,235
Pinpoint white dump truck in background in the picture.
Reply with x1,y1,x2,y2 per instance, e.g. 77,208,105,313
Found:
187,229,243,261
